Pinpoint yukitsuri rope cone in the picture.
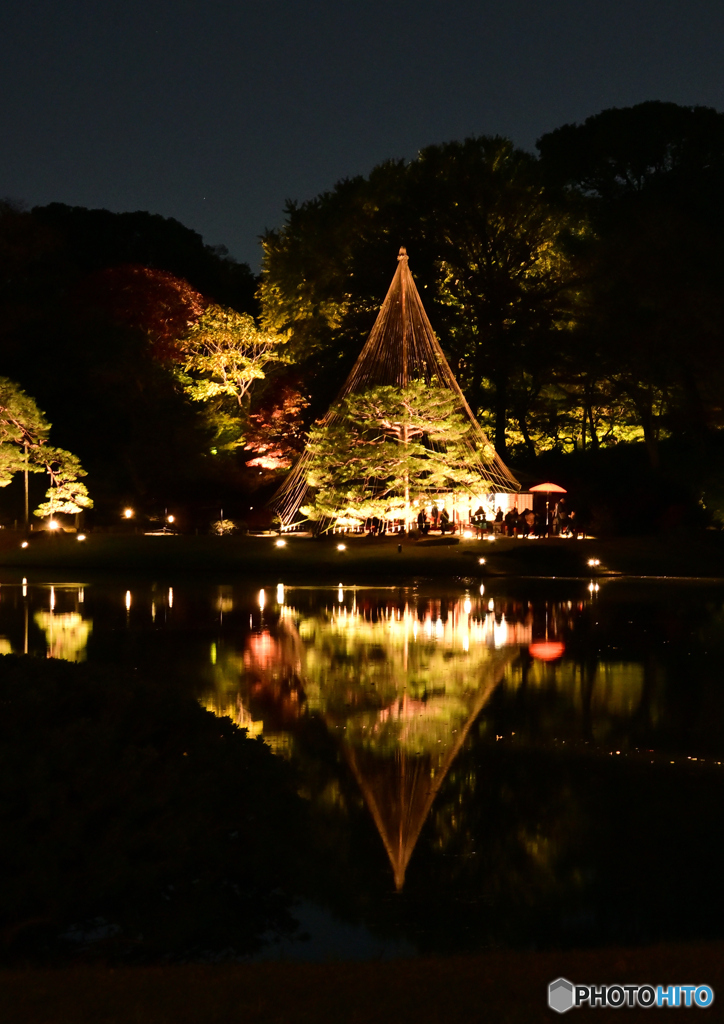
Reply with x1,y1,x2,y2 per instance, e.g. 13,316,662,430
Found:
271,247,519,529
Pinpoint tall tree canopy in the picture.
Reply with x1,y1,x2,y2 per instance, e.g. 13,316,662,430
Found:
31,204,258,314
260,137,584,458
410,137,585,456
537,102,724,464
536,101,724,207
178,305,282,407
0,203,248,514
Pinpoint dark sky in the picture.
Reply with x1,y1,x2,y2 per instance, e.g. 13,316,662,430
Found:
3,0,724,271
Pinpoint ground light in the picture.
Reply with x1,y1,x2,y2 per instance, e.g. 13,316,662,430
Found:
123,508,134,519
337,543,346,551
275,539,286,548
20,541,28,548
48,520,59,531
77,534,86,541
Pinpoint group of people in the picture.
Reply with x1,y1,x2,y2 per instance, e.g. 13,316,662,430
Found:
416,505,451,534
472,499,577,538
366,498,581,539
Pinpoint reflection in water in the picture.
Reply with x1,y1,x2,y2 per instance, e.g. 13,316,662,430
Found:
200,586,670,895
4,576,724,952
294,595,523,888
34,611,92,662
206,591,536,889
0,583,92,661
511,659,644,716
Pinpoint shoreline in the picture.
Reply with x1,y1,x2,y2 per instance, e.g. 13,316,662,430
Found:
1,530,724,582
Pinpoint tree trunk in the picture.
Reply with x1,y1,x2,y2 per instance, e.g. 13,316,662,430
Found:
517,411,536,460
625,384,660,468
24,441,29,528
587,402,599,449
638,395,659,468
494,374,508,458
468,337,484,421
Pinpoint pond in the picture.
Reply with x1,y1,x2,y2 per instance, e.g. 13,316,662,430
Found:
3,570,724,958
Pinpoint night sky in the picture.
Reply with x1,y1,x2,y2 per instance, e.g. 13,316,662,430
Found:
3,0,724,270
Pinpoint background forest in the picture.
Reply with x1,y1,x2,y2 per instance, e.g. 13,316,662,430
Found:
3,100,724,534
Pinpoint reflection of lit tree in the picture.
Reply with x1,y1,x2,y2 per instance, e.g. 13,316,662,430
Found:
291,596,521,888
299,601,521,755
200,592,525,888
199,621,305,754
192,584,703,948
34,612,92,662
200,590,653,892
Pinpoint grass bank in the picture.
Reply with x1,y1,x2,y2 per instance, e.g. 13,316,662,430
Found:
4,942,724,1023
1,530,724,580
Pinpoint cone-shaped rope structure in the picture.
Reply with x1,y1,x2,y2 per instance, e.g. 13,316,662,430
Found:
272,248,519,527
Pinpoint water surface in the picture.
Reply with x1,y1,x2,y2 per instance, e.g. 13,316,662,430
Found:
3,572,724,956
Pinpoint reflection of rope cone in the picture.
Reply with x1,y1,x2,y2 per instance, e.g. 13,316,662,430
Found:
210,595,525,891
340,650,516,891
280,598,524,888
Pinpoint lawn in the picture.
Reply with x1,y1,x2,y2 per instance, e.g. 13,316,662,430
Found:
1,530,724,580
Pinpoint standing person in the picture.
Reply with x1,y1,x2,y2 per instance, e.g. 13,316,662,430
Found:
504,507,517,537
473,505,486,539
431,504,439,531
494,507,504,536
440,507,450,535
552,501,561,536
557,498,569,536
417,508,428,534
568,509,578,539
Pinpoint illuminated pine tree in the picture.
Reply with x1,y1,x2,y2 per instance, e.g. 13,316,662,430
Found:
0,377,93,520
273,249,518,529
302,381,491,526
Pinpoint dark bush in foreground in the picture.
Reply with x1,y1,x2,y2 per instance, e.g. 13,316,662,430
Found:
0,655,306,963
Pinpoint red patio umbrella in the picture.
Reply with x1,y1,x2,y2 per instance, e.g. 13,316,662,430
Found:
529,482,567,494
529,482,567,533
